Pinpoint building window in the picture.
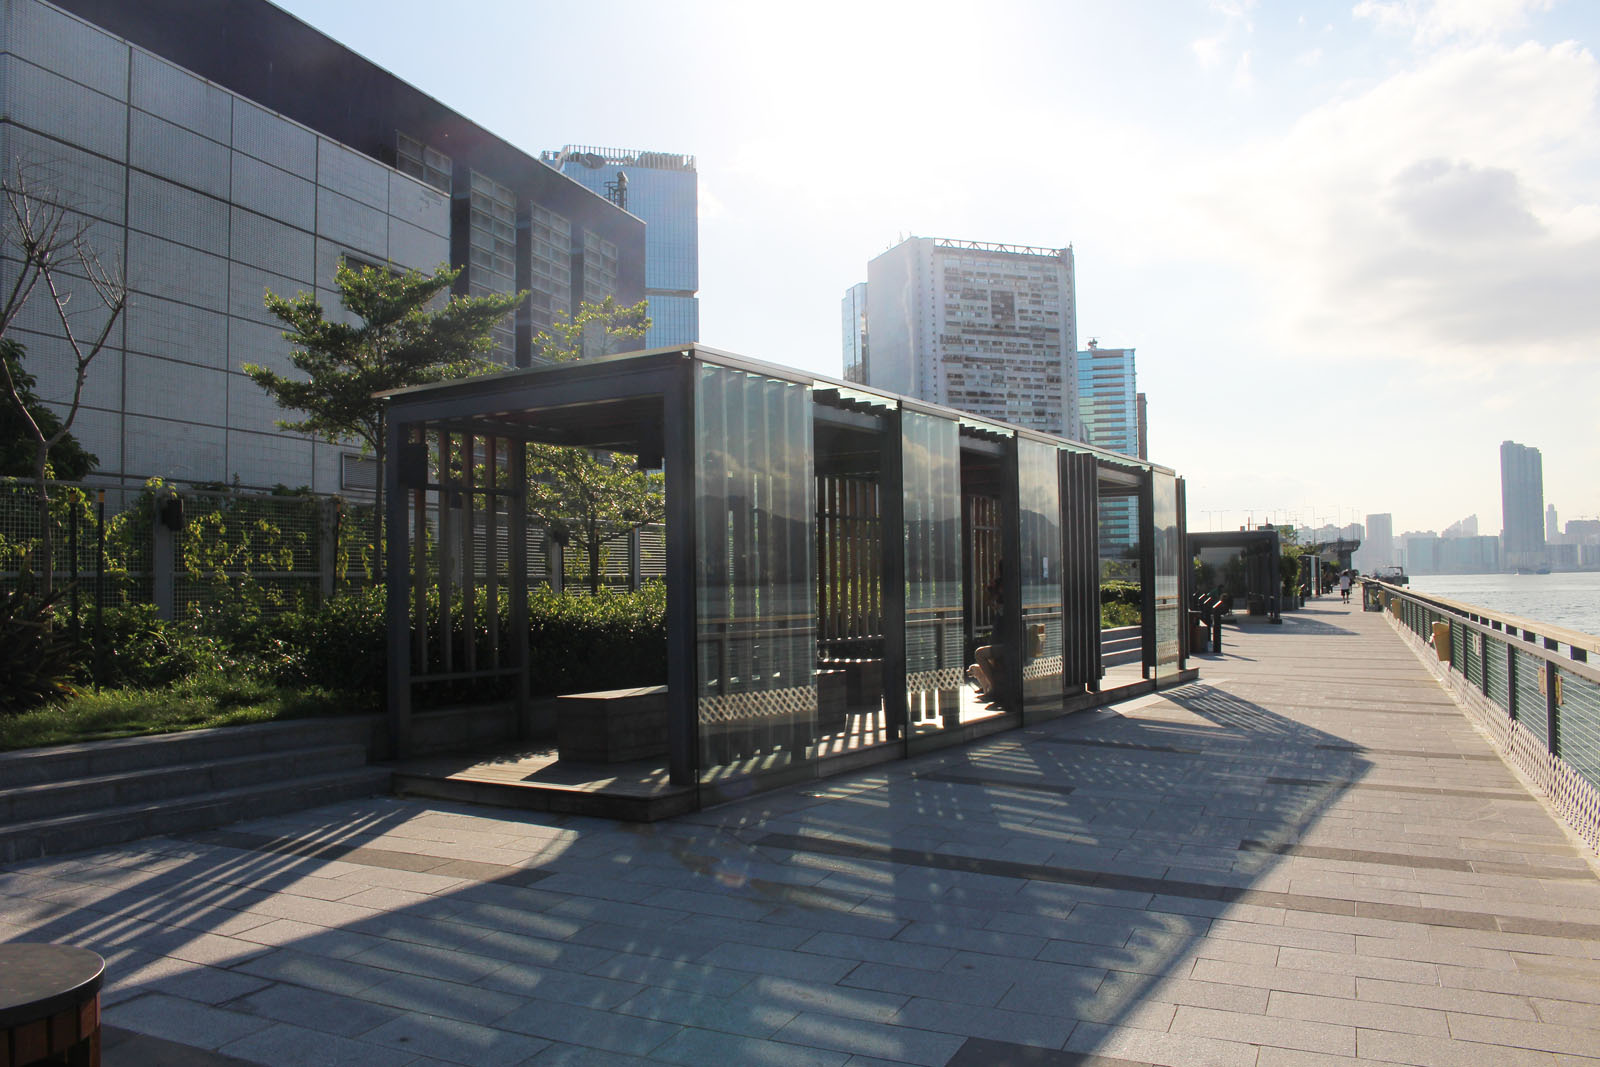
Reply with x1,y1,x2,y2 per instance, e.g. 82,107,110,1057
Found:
396,131,452,193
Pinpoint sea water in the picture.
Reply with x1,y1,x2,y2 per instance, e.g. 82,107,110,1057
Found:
1405,572,1600,639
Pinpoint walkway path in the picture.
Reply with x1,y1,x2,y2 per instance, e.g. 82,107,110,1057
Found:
2,599,1597,1065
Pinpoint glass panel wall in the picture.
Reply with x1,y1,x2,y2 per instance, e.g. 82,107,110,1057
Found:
1152,470,1182,682
1018,438,1065,715
694,364,817,794
902,411,964,739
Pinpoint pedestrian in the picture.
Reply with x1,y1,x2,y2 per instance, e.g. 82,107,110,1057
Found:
1338,570,1352,603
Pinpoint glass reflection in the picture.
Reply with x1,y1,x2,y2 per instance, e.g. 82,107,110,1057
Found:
1152,471,1181,681
902,412,964,736
1018,439,1065,714
694,365,816,791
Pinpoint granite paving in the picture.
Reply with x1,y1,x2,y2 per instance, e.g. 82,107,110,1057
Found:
3,597,1598,1065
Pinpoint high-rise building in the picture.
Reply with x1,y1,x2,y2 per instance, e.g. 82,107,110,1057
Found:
1077,342,1138,553
1546,504,1559,544
1135,392,1149,460
5,0,643,495
1500,441,1545,568
544,146,698,349
847,237,1079,438
1357,513,1394,571
841,282,869,384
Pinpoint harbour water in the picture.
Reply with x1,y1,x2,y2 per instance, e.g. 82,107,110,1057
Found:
1405,571,1600,639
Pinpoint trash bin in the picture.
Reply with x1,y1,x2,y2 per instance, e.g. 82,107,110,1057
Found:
1431,621,1451,662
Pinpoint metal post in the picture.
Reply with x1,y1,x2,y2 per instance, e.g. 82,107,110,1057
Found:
1138,474,1156,679
1505,644,1517,721
151,489,175,621
663,360,698,788
629,526,642,592
384,413,411,760
94,490,105,693
880,407,907,744
1544,636,1560,757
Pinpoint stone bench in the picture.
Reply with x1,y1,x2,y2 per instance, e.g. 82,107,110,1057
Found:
555,686,668,763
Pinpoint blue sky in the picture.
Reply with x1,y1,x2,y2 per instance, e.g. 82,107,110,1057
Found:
275,0,1600,539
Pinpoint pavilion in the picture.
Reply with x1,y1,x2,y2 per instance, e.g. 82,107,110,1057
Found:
379,345,1195,812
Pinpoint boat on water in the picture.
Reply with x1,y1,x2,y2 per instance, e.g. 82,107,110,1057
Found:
1372,565,1409,586
1513,565,1553,575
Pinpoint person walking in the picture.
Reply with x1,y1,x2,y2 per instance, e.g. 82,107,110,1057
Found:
1338,570,1352,604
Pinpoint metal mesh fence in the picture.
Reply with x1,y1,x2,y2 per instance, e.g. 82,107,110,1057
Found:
0,479,150,605
1558,668,1600,793
1486,636,1509,708
3,476,669,619
1515,647,1549,748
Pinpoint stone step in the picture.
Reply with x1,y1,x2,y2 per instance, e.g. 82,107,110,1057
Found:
0,744,371,824
0,716,380,787
0,766,394,864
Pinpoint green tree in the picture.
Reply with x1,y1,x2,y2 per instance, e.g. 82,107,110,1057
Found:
0,163,127,596
528,298,662,593
0,341,96,480
532,294,649,363
245,262,523,577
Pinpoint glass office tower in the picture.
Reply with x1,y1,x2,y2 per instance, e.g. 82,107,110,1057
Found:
1078,343,1139,555
545,146,699,348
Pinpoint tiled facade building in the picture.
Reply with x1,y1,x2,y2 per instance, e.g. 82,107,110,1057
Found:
845,237,1079,440
3,0,642,494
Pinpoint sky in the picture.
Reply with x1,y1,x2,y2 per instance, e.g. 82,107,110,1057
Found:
275,0,1600,540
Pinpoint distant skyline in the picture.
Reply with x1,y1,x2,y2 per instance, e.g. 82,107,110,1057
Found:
268,0,1600,536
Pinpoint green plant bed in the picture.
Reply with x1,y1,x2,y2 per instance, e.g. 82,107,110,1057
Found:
0,675,361,752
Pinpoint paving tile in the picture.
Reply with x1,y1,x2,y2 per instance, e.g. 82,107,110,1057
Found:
360,1012,550,1064
1267,988,1450,1036
890,996,1077,1047
475,960,642,1009
647,1026,849,1066
495,998,681,1056
1354,975,1539,1020
361,971,525,1025
217,1022,415,1066
231,982,405,1037
1356,1027,1562,1066
840,961,1007,1007
613,985,797,1038
1066,1020,1261,1067
104,991,274,1050
771,1011,966,1067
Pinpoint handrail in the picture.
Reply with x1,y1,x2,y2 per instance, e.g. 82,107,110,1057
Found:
1366,580,1599,679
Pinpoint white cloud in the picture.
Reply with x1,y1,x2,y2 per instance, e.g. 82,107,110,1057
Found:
1233,50,1256,89
1192,33,1226,68
1179,40,1600,365
1354,0,1557,44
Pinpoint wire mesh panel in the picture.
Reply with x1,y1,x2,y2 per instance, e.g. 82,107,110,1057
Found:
1486,636,1510,711
1452,623,1467,675
1557,669,1600,794
172,489,327,614
0,479,151,605
1515,647,1549,750
1460,623,1477,682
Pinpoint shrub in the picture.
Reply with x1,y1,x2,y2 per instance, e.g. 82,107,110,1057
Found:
67,603,232,689
0,589,77,714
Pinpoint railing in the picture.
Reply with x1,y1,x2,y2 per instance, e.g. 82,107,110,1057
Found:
1369,580,1600,851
